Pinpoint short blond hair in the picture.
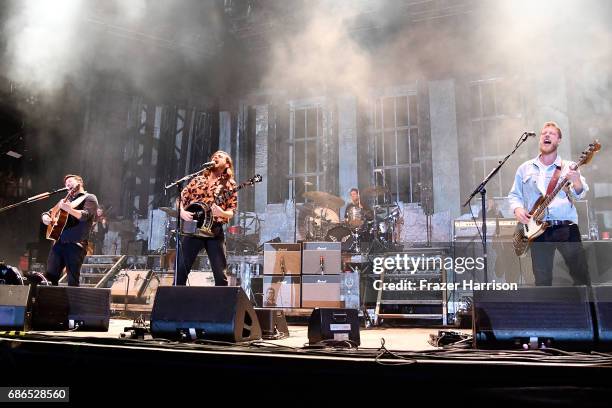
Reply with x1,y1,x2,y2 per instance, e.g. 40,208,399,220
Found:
541,121,562,138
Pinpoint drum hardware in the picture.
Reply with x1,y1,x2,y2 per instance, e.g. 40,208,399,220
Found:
0,263,25,285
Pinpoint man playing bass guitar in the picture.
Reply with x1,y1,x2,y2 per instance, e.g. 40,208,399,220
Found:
508,122,590,286
41,174,99,286
177,151,237,286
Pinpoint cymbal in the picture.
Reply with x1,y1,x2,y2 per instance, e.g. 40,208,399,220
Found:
362,186,389,196
159,207,178,217
302,191,344,208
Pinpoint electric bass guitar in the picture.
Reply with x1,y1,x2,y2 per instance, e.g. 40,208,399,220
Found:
181,174,262,238
512,140,601,256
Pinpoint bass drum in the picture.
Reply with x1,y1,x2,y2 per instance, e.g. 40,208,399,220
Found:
325,225,354,251
0,264,25,285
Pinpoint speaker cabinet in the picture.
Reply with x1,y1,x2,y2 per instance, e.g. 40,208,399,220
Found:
301,274,342,308
263,243,302,275
262,276,301,308
474,286,594,350
308,308,360,345
255,308,289,339
151,286,262,342
32,286,111,331
0,285,32,331
302,242,341,275
592,285,612,350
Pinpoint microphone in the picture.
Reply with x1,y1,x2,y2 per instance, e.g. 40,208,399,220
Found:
320,255,325,275
201,161,215,169
525,131,537,137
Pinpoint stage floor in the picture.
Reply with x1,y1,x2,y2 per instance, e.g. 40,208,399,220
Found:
30,318,465,351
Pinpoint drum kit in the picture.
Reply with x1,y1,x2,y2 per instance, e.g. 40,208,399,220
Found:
226,212,261,253
0,262,49,286
302,187,402,253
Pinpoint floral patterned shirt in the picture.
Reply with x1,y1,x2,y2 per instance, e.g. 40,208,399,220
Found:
180,172,237,224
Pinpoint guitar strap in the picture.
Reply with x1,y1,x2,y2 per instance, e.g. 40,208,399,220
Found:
546,165,562,196
68,192,89,209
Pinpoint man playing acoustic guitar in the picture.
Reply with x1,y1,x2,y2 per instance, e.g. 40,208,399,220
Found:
41,174,99,286
177,151,237,286
508,122,590,286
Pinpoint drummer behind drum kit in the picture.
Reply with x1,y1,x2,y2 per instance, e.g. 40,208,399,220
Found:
302,188,402,253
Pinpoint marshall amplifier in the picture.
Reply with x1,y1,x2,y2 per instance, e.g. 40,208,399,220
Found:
263,243,302,275
301,242,341,275
262,275,301,308
308,308,360,346
302,274,342,308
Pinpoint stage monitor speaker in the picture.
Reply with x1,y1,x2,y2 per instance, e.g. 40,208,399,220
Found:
474,286,594,350
32,286,111,331
592,285,612,350
151,286,262,342
0,285,32,331
255,308,289,340
302,242,341,275
308,308,360,346
263,243,301,275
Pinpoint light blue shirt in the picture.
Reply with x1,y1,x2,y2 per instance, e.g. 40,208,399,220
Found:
507,155,588,223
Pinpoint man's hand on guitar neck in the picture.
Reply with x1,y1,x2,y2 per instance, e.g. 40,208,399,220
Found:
514,207,531,225
566,168,584,195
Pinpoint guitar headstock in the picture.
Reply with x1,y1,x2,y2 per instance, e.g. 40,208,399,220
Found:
248,174,263,185
578,140,601,166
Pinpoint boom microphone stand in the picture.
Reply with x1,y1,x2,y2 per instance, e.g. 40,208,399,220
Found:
0,186,69,214
463,131,535,284
165,167,207,285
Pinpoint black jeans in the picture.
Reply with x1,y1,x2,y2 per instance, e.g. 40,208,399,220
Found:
176,228,228,286
530,224,590,286
45,242,87,286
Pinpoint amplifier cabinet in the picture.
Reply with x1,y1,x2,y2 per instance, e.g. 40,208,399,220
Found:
302,242,341,275
263,243,302,275
302,274,342,308
262,275,301,308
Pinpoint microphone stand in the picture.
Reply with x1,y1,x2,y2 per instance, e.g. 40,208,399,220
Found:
165,168,206,285
0,186,69,214
462,132,533,285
